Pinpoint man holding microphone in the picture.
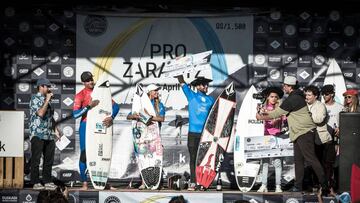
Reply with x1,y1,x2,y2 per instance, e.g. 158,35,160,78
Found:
29,78,60,190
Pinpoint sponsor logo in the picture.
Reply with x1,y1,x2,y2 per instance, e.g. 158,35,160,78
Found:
19,21,30,32
33,37,45,48
314,55,325,66
329,10,340,21
22,193,35,203
63,66,74,77
101,158,110,161
270,11,281,20
18,83,30,92
286,198,299,203
299,40,311,51
270,40,281,49
98,144,103,156
63,126,74,137
48,52,60,63
62,172,72,178
63,97,74,106
2,196,18,202
344,25,355,36
84,16,107,37
285,24,296,36
344,72,354,78
19,68,29,74
269,69,280,80
104,196,120,203
254,54,266,65
53,111,59,121
89,161,96,166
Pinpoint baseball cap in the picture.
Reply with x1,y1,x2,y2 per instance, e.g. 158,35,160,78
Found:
343,89,358,96
36,78,52,87
81,71,93,82
283,75,297,85
146,84,161,93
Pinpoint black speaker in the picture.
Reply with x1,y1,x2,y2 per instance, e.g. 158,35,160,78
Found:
339,112,360,192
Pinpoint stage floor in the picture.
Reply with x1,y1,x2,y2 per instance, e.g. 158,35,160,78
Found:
0,187,337,203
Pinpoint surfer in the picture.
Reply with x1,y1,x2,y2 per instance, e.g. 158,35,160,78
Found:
256,75,329,194
176,75,214,191
127,83,166,190
257,86,286,193
73,71,120,190
29,78,61,190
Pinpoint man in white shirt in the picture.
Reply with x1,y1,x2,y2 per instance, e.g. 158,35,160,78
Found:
321,84,343,190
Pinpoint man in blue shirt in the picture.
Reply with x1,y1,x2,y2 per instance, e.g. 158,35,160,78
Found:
29,78,60,190
176,75,214,190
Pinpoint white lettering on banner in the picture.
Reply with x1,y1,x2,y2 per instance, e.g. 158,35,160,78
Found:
0,111,24,157
179,153,186,164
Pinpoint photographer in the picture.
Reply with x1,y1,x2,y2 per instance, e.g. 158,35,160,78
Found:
29,78,60,190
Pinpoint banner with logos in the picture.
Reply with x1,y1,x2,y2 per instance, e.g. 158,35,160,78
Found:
72,15,253,183
99,191,222,203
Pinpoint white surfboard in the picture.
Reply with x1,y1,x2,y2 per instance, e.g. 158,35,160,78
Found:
162,50,212,78
323,58,347,105
86,74,113,190
131,83,163,190
234,85,264,192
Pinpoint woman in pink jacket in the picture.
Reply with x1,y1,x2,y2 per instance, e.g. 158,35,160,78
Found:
257,86,287,193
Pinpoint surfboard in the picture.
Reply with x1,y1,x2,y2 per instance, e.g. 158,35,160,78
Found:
162,50,212,78
131,83,163,190
323,58,347,105
195,82,236,188
86,74,113,190
234,85,264,192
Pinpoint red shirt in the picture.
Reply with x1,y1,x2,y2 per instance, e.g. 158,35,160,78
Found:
73,88,93,122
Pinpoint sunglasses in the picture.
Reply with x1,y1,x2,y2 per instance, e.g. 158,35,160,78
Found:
322,93,331,96
344,95,353,99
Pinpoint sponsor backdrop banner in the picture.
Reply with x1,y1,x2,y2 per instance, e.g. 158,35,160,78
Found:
99,191,222,203
74,15,253,182
1,7,360,189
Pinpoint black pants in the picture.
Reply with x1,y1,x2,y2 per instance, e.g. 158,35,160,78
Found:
188,132,201,183
294,130,326,189
304,141,336,188
30,136,55,184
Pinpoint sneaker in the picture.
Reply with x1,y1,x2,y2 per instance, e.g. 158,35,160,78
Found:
44,182,57,190
257,184,268,192
138,184,146,190
187,183,196,191
275,185,283,193
33,183,45,190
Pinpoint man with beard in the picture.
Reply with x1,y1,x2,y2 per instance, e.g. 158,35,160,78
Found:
73,71,119,190
176,75,214,191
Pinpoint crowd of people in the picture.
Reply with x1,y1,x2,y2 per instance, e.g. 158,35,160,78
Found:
28,71,359,200
256,75,359,197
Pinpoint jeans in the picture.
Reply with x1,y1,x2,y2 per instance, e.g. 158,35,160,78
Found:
261,158,282,186
30,136,55,184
